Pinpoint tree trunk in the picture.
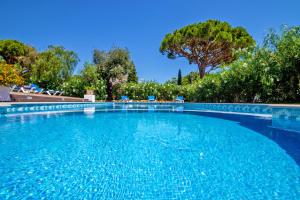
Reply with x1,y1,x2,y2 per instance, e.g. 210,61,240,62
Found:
198,64,206,79
106,79,113,101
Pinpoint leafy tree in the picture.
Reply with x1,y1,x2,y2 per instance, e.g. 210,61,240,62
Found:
81,62,98,86
80,62,107,100
262,26,300,102
165,71,199,85
177,69,182,85
93,47,135,100
165,77,177,85
0,40,28,64
18,46,37,82
128,62,138,83
0,63,24,86
31,46,79,89
182,26,300,103
183,71,200,85
160,20,255,78
61,71,106,100
0,40,37,82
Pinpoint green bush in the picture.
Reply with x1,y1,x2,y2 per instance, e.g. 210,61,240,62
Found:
159,83,181,100
61,75,85,97
117,82,160,100
116,82,185,101
61,75,107,100
94,79,107,100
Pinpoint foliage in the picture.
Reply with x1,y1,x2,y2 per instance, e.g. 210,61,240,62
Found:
84,86,96,90
182,74,219,102
179,49,277,103
182,71,200,85
188,27,299,102
262,26,300,102
0,63,24,86
160,26,300,103
61,63,107,100
81,62,99,86
93,79,107,100
216,26,300,103
1,25,299,103
0,40,28,64
127,62,138,83
165,77,177,85
61,75,85,97
31,46,79,89
93,47,136,100
160,20,255,78
116,81,185,101
160,83,185,100
117,82,159,100
0,40,37,83
120,25,300,103
0,56,5,63
81,63,106,100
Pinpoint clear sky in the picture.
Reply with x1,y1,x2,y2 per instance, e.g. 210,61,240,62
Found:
1,0,299,82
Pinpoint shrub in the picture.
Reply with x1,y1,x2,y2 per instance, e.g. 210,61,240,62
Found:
61,76,107,100
116,82,185,101
0,63,24,86
61,75,85,97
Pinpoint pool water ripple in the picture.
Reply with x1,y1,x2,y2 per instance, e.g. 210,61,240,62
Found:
0,111,299,199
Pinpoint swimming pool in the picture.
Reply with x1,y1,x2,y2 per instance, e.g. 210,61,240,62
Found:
0,103,299,199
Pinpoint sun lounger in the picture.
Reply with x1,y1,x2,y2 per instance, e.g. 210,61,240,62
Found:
175,96,184,103
15,84,37,93
42,89,63,96
121,96,129,102
30,84,44,94
148,96,156,102
53,90,64,96
19,86,30,93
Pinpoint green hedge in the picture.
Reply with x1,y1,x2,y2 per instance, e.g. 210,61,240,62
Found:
115,82,185,101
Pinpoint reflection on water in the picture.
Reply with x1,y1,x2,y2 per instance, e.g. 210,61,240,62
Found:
84,107,96,116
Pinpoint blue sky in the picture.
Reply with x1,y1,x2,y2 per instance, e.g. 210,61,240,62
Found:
1,0,299,82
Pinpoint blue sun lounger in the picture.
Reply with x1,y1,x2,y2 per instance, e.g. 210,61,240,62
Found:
148,96,156,102
121,96,129,102
31,84,63,96
175,96,184,103
30,84,44,94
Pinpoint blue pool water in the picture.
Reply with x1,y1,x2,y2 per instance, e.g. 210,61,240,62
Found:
0,109,300,199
